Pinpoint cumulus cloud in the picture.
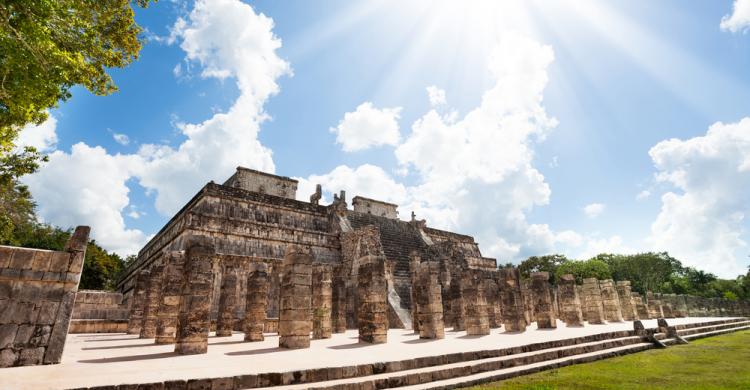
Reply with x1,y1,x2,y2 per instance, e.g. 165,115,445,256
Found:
426,86,446,106
23,143,148,255
22,0,289,256
296,164,408,206
721,0,750,33
636,190,651,200
647,117,750,277
15,115,58,153
330,102,402,152
583,203,605,218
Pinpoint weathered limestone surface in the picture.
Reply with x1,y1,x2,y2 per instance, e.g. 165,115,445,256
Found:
216,268,238,337
244,263,269,342
483,277,502,328
331,267,347,333
357,255,388,344
558,274,583,327
174,236,215,355
599,279,623,322
449,268,466,331
576,285,587,321
140,265,164,338
414,261,445,339
499,268,527,332
646,291,664,319
632,292,650,319
462,270,490,336
409,255,420,333
0,226,89,367
582,278,605,324
279,246,313,349
72,290,128,321
615,281,638,321
126,269,150,335
155,251,184,344
530,272,556,329
521,280,534,325
312,264,333,339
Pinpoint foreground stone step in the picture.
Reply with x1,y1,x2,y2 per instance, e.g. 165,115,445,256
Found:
399,342,655,390
260,335,647,390
681,324,750,342
676,320,750,337
672,317,748,331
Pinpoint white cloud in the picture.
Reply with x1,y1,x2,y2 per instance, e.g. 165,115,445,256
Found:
110,131,130,146
22,0,289,257
296,164,408,206
636,190,651,200
721,0,750,33
647,117,750,277
172,63,182,78
426,85,446,106
577,235,636,259
330,102,401,152
583,203,605,218
23,143,148,256
15,115,58,153
136,0,290,215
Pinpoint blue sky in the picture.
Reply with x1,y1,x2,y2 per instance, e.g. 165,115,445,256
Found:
16,0,750,277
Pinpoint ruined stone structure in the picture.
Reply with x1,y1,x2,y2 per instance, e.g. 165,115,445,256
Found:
312,264,333,339
357,255,389,344
126,270,150,335
216,268,238,337
462,270,490,336
279,246,313,349
646,291,664,319
582,278,605,324
531,272,556,329
69,290,129,333
174,236,214,355
632,292,650,320
155,251,183,344
599,279,623,322
117,168,497,336
140,264,163,338
413,261,445,339
557,274,584,327
243,263,269,342
499,268,527,332
0,226,89,367
615,281,638,321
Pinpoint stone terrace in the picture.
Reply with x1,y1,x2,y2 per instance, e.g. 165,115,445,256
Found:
0,317,740,390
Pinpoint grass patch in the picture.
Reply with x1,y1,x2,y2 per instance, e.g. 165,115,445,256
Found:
467,330,750,390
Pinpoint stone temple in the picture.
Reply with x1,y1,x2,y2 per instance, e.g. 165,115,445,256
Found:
1,166,749,389
116,167,499,332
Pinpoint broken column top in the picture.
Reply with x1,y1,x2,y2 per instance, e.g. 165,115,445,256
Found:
223,167,298,200
352,196,398,219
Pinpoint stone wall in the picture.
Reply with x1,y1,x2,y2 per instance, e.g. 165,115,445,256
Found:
223,167,298,200
69,290,129,334
0,226,89,367
352,196,398,219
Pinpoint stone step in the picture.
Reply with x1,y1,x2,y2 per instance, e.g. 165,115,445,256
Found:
681,324,750,341
258,335,647,390
399,342,655,390
676,320,750,337
672,317,748,331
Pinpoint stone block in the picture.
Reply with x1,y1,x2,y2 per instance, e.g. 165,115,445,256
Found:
31,252,52,272
10,249,35,270
18,347,44,366
47,251,70,273
0,324,17,348
175,236,215,355
0,348,18,368
531,272,556,329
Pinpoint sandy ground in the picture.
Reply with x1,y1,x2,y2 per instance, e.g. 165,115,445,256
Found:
0,317,728,390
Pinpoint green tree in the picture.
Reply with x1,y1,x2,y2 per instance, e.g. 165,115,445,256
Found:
600,252,681,294
0,0,154,181
555,259,611,284
518,254,568,282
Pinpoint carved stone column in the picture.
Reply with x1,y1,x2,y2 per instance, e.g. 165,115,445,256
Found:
599,279,623,322
631,292,650,319
462,270,490,335
279,246,313,349
414,261,445,339
558,274,583,326
155,251,184,344
127,269,150,335
312,264,333,339
140,265,164,338
216,268,238,337
331,265,347,333
357,254,388,344
174,236,215,355
531,272,556,329
244,262,269,342
500,268,527,332
582,278,605,324
409,255,420,333
615,281,638,321
646,291,664,318
449,267,466,331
